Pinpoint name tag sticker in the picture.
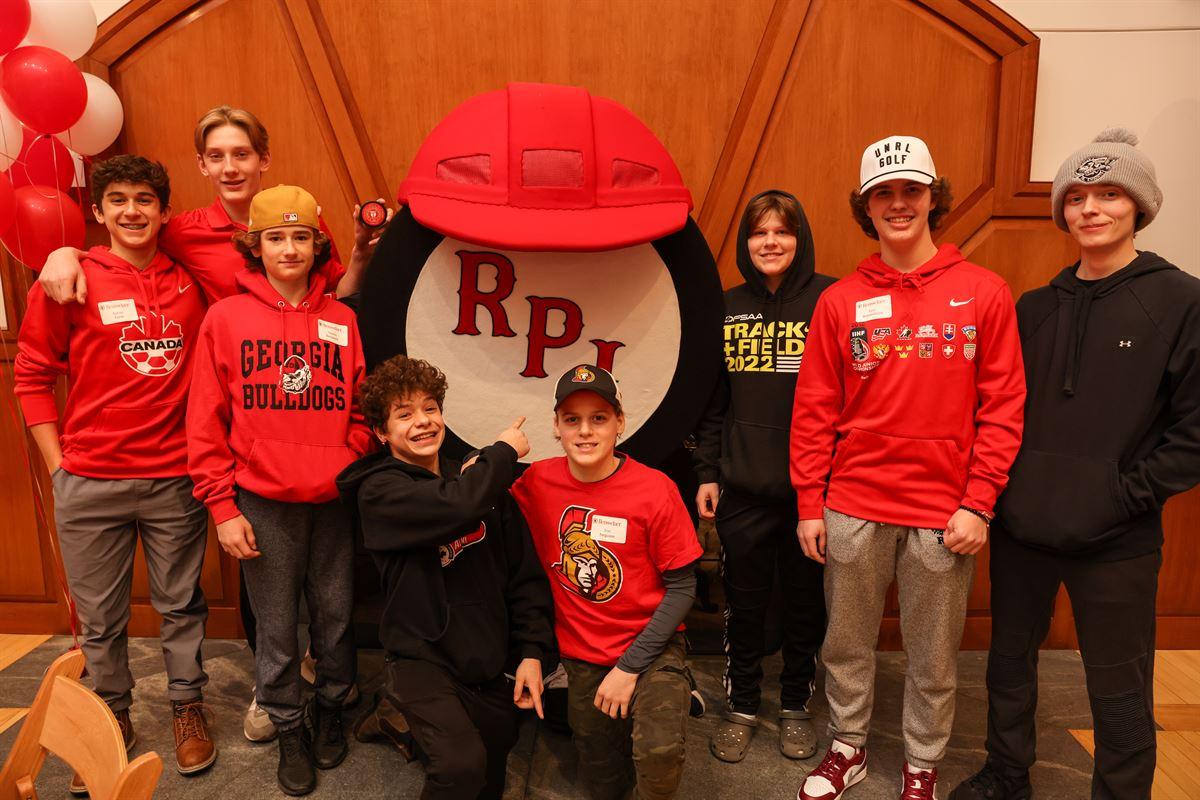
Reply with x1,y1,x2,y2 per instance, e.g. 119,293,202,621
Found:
855,295,892,322
318,319,348,346
590,514,628,544
98,299,138,326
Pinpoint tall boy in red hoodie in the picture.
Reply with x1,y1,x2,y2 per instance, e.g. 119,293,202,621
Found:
187,185,373,796
790,136,1025,800
15,155,216,781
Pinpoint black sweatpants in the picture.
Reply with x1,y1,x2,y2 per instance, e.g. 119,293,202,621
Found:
985,529,1161,800
716,488,826,715
385,658,518,800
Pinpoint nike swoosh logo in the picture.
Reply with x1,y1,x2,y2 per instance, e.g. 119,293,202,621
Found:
179,284,193,294
949,298,973,307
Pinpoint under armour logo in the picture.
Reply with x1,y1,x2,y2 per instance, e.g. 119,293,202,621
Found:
1119,340,1133,348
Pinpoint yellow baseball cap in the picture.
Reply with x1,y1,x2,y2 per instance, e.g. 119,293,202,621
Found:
247,185,319,233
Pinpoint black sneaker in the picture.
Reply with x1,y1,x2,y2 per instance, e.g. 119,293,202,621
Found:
308,700,348,770
277,726,316,796
949,762,1032,800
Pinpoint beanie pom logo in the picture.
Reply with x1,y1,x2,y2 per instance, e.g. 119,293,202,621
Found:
1075,155,1119,183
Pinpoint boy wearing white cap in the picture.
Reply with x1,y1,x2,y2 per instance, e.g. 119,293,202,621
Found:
790,136,1026,799
952,130,1200,800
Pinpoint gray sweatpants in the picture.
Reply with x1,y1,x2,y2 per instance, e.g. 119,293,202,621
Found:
821,508,975,769
238,489,355,730
53,470,209,711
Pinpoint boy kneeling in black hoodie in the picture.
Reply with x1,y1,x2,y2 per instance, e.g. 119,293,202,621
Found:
337,356,556,800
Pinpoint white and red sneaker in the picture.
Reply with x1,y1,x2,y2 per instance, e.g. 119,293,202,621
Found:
900,762,938,800
797,740,867,800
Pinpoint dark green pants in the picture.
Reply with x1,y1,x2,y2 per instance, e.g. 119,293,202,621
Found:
563,634,690,800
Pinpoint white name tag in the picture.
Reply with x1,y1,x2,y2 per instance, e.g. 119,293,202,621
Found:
98,299,138,326
855,294,892,322
590,514,628,544
318,319,348,346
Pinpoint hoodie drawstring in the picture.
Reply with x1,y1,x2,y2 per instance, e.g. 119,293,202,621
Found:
1062,287,1095,396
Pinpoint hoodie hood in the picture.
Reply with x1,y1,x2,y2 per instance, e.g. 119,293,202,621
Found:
856,243,964,291
337,448,459,502
736,190,816,300
235,263,333,311
1049,251,1176,396
88,247,188,323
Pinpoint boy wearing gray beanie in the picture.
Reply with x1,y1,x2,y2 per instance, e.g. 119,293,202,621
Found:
953,129,1200,800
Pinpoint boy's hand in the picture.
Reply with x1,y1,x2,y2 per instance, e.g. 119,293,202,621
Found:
352,198,393,252
942,508,987,555
513,657,544,718
796,518,827,564
40,247,88,304
217,515,261,560
594,666,638,719
695,482,719,520
497,416,529,458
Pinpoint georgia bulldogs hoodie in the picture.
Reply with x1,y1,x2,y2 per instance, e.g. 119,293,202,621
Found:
187,266,373,523
336,443,557,685
997,252,1200,560
692,191,837,500
15,247,206,478
790,244,1026,528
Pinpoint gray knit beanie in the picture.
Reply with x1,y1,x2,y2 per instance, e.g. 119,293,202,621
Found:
1051,127,1162,232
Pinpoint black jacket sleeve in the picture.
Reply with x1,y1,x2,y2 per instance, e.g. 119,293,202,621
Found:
501,497,558,673
691,368,729,485
358,442,518,552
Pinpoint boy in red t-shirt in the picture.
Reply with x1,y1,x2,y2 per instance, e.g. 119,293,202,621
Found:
511,365,703,800
15,155,216,785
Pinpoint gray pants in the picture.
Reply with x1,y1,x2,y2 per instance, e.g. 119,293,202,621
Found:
53,470,209,711
821,508,974,768
238,489,355,730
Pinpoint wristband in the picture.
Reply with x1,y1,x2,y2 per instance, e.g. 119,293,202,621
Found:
959,505,993,527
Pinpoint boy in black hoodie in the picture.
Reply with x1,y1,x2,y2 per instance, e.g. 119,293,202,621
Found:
692,190,835,762
952,130,1200,800
336,356,556,800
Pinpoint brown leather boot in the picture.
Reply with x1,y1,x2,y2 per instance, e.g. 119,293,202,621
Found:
352,692,416,762
69,708,135,795
172,698,217,775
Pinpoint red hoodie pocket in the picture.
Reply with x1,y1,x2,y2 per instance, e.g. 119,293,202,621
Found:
243,438,357,503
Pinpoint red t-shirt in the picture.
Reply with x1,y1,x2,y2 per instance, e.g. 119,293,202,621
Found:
511,455,703,667
159,199,345,302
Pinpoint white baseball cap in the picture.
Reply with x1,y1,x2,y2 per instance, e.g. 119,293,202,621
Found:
859,135,937,194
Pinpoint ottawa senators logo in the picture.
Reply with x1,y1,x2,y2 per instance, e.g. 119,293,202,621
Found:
552,505,622,602
118,313,184,377
439,523,486,567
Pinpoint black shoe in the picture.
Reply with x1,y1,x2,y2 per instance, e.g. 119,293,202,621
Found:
949,762,1032,800
277,727,316,796
308,700,348,770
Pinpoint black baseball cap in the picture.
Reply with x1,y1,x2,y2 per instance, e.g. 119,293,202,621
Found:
553,364,622,411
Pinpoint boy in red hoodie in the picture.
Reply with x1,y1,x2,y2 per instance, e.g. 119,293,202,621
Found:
15,155,216,783
790,137,1025,800
187,185,373,796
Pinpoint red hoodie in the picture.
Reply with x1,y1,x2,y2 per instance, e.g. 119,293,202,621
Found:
15,248,207,478
789,244,1025,528
187,266,373,523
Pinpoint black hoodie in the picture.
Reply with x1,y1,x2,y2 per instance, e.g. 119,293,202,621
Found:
997,251,1200,560
692,191,836,500
336,442,557,684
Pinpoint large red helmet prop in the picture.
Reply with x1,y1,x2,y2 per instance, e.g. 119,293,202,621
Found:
397,82,693,252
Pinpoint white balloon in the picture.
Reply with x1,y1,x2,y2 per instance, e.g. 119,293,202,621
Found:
54,73,122,156
20,0,98,61
0,101,23,171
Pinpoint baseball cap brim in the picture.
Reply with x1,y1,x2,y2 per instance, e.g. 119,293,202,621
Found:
407,194,690,252
860,169,935,195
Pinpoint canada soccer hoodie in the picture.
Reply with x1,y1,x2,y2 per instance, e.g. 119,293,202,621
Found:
187,266,373,523
997,252,1200,560
790,244,1026,528
692,190,837,499
336,443,557,685
15,247,206,478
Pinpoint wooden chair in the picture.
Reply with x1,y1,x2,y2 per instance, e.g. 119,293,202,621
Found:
0,650,162,800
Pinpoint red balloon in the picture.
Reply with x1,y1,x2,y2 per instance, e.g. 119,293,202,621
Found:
9,130,74,190
0,0,32,56
0,172,14,235
0,46,88,134
0,184,86,270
